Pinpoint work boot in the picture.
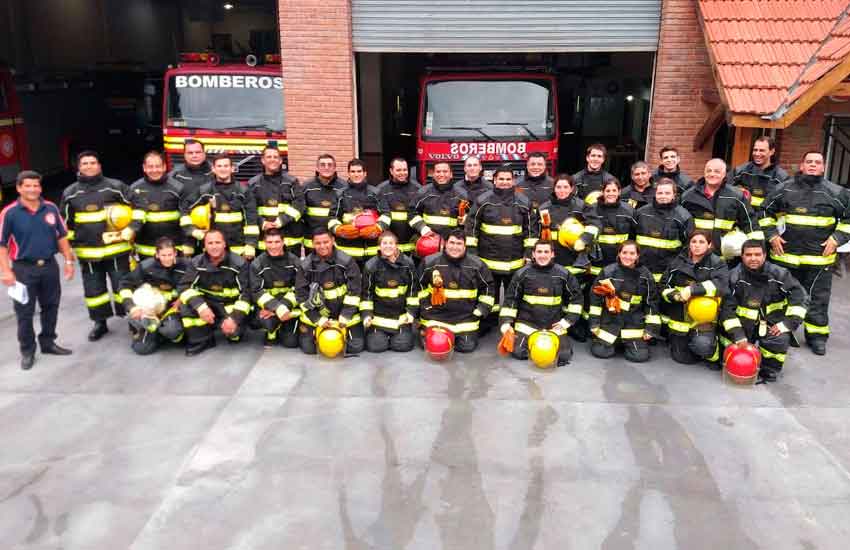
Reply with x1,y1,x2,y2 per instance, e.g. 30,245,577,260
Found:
809,340,826,356
186,337,216,357
88,321,109,342
41,343,72,355
758,368,779,383
20,353,35,370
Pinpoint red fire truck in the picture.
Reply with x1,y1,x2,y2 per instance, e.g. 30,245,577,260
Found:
0,66,30,200
415,70,559,183
163,53,287,182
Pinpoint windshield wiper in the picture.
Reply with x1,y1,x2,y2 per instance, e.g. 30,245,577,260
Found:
486,122,540,140
220,124,274,131
439,126,494,140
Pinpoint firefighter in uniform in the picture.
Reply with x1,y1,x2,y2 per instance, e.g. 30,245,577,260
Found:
60,151,133,341
178,229,252,355
250,229,305,348
361,231,419,353
170,139,211,255
659,230,729,368
465,166,537,321
588,241,662,362
572,143,617,205
731,136,789,213
183,154,259,260
499,240,583,365
301,154,346,252
412,161,469,240
516,152,553,211
580,179,636,278
720,239,808,382
328,159,384,267
246,146,303,255
680,158,761,251
634,178,694,283
128,151,185,259
417,229,496,353
297,228,365,355
761,151,850,355
653,146,693,195
621,161,655,210
453,155,493,205
376,157,433,256
119,237,187,355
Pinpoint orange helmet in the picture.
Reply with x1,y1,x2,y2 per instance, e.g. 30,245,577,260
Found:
416,232,443,258
424,326,454,361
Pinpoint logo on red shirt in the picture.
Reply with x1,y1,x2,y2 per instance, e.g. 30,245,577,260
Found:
44,212,56,225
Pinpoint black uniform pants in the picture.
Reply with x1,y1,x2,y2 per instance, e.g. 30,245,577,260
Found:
180,301,246,346
12,259,61,355
80,255,130,321
365,325,415,353
591,337,650,363
788,265,832,344
669,327,720,365
258,314,299,348
417,329,478,353
130,312,184,355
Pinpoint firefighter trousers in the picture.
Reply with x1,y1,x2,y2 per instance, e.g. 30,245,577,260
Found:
130,312,184,356
258,315,299,348
669,327,720,365
179,301,246,346
591,337,650,363
299,323,365,355
511,331,573,364
80,255,130,321
365,324,415,353
788,265,832,344
417,330,479,353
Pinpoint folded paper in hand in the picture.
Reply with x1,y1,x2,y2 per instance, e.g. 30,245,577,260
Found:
8,281,28,305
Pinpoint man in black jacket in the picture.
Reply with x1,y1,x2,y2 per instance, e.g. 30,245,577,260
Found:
653,146,693,195
250,229,305,348
731,135,789,212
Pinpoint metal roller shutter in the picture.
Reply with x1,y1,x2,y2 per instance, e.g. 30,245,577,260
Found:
351,0,661,53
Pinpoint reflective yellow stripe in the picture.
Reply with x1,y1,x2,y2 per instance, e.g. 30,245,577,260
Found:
214,212,243,223
595,328,618,344
645,314,662,325
589,265,602,275
480,223,522,236
771,252,836,266
257,206,279,217
371,315,404,330
74,242,133,259
440,287,478,299
180,289,202,302
66,230,75,241
736,306,759,320
723,318,743,331
390,211,408,221
667,319,692,333
323,284,348,300
479,295,495,306
523,295,562,306
566,303,583,315
132,209,147,221
500,307,518,318
135,243,157,257
514,321,538,336
786,305,806,318
804,322,830,335
836,223,850,234
257,292,276,308
84,293,111,308
282,204,301,220
630,295,643,304
567,266,585,275
74,211,107,223
420,319,479,333
652,272,662,282
765,300,787,314
620,328,644,339
398,242,415,253
636,235,681,249
336,244,367,257
422,214,457,227
694,218,714,230
715,219,734,230
375,286,409,298
584,225,599,236
750,195,764,207
784,214,836,227
284,237,302,248
119,289,134,300
466,236,479,247
182,316,209,328
588,305,603,316
759,217,777,228
202,287,240,298
244,225,260,236
759,347,786,362
406,296,419,307
306,207,330,217
480,257,524,272
360,300,374,311
597,234,628,245
145,211,181,222
343,295,361,307
702,281,718,297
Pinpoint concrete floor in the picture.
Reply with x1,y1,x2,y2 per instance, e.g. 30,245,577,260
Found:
1,268,850,549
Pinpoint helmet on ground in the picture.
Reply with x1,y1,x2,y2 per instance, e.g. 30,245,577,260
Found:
687,296,719,324
353,209,379,230
721,229,748,260
316,325,346,358
132,283,167,317
424,326,454,361
416,232,443,258
528,330,559,368
106,204,133,231
723,342,761,384
190,203,211,231
558,218,585,248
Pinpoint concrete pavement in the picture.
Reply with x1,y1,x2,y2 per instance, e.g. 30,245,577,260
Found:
1,267,850,549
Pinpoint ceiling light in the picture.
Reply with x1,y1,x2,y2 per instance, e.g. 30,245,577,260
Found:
223,3,235,10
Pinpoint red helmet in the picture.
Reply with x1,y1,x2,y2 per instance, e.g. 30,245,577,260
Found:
416,232,443,258
723,343,761,384
424,326,454,361
354,209,379,230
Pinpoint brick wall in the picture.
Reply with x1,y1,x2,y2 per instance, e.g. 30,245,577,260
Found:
779,96,850,174
646,0,716,179
279,0,356,181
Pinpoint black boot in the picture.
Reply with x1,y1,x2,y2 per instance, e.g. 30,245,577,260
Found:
88,320,109,342
21,353,35,370
186,337,216,356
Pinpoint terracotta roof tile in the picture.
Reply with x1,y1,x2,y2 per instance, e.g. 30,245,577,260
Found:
698,1,850,115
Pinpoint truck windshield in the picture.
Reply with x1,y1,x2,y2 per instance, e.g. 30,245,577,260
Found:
422,79,554,141
166,73,285,132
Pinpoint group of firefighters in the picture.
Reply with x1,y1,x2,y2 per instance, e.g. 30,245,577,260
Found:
55,135,850,382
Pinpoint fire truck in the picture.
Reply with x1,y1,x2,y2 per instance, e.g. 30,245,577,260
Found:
0,65,29,200
163,53,287,183
416,69,559,183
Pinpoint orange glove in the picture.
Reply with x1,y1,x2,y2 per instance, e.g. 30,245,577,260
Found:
541,228,552,241
497,328,516,355
431,269,446,306
358,224,382,239
335,224,360,239
592,279,622,314
540,210,552,241
457,200,470,225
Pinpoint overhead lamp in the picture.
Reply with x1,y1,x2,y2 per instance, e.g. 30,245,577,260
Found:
223,3,235,9
625,95,635,102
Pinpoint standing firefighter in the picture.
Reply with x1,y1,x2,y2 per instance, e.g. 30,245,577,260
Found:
572,143,617,205
588,241,661,362
417,229,496,353
621,161,655,210
516,152,553,211
499,240,583,366
247,146,303,254
580,179,636,278
465,166,537,319
361,231,419,353
119,237,187,355
301,154,346,253
376,158,433,256
250,229,305,348
60,151,133,341
453,155,493,206
412,161,469,240
178,229,252,355
297,228,365,355
328,159,384,267
731,135,789,212
170,139,211,255
128,151,186,259
761,151,850,355
653,146,693,195
659,231,729,368
634,178,694,283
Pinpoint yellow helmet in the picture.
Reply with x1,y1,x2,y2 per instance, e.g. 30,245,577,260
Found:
558,218,585,248
527,330,559,369
316,325,346,358
105,204,133,231
190,204,211,231
584,190,602,205
687,296,719,324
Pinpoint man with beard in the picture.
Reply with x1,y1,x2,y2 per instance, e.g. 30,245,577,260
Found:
731,136,790,212
412,161,469,240
621,161,655,210
128,151,185,259
375,157,433,256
